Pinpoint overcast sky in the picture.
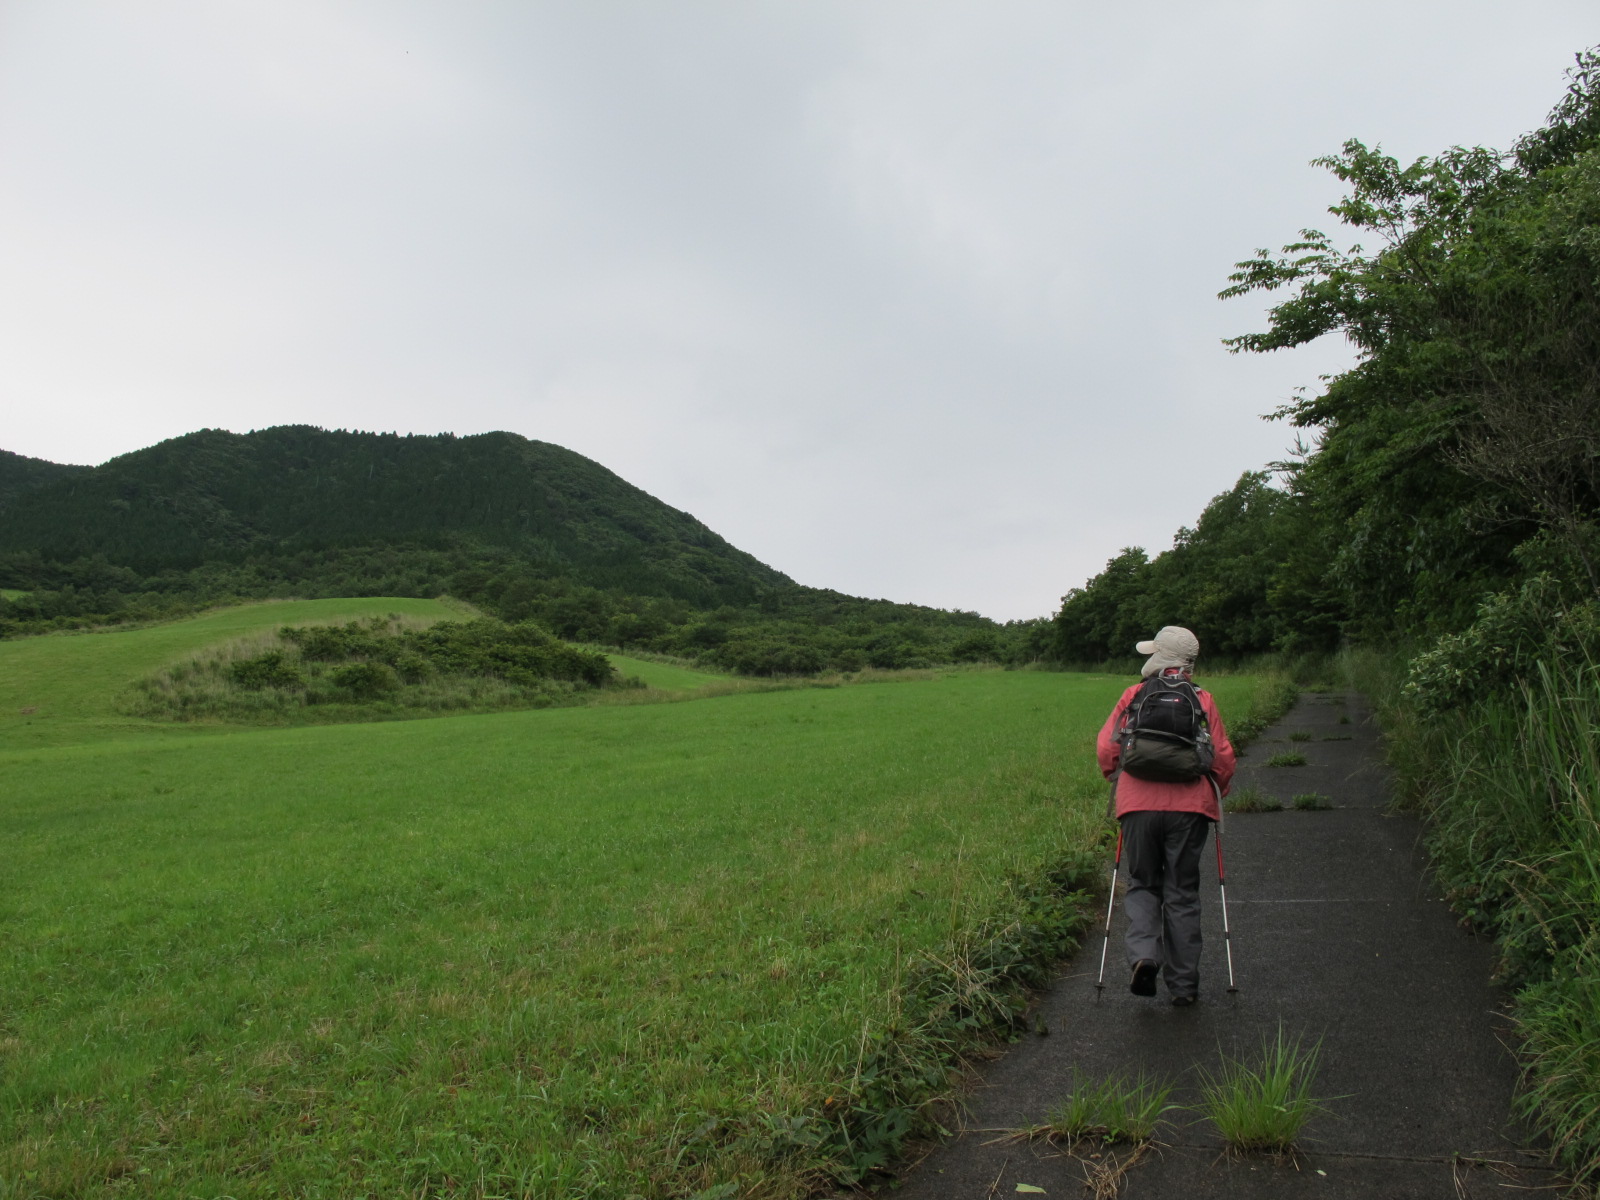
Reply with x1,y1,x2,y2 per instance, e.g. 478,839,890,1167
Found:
1,3,1594,619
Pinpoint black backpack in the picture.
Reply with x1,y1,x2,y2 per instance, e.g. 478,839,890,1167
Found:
1117,675,1215,783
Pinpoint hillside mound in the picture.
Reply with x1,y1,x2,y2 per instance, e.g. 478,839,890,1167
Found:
0,448,92,510
0,426,789,605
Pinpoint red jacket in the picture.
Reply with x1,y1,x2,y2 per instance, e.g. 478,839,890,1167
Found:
1096,681,1236,820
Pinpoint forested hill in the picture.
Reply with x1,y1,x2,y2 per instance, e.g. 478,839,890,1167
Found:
0,449,92,511
0,426,1025,671
0,427,791,605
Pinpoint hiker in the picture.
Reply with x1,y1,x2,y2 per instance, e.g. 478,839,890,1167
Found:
1096,626,1235,1006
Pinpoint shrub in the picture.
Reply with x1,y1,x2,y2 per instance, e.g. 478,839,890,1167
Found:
832,647,867,672
393,653,432,684
1404,576,1600,714
330,661,400,697
228,651,304,690
717,637,828,677
282,621,382,661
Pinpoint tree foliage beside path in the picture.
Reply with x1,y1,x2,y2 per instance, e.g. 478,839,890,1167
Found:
1045,48,1600,667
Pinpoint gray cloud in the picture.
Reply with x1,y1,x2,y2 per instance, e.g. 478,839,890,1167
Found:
1,1,1594,617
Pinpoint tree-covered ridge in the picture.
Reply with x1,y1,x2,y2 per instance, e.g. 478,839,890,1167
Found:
0,426,791,605
0,544,1032,674
0,428,1033,671
1047,50,1600,664
0,448,92,512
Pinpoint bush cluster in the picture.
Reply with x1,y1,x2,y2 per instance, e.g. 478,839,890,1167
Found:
1404,574,1600,713
275,616,613,688
129,616,621,724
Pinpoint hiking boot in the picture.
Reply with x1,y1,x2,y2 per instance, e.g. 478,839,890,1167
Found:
1171,994,1198,1008
1130,960,1158,997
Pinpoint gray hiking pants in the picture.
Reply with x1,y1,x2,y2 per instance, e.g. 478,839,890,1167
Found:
1121,810,1211,998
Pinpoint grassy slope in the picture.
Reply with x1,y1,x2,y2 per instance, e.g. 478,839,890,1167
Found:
0,598,463,749
0,610,1257,1196
601,652,727,691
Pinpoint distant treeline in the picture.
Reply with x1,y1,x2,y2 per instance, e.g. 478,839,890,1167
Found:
0,546,1042,673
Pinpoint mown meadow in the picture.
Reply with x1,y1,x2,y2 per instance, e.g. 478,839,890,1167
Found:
0,600,1265,1197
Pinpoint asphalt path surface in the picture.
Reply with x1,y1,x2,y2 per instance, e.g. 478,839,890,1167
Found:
885,692,1557,1198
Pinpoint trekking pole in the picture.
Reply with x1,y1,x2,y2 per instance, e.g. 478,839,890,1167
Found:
1211,778,1239,994
1093,826,1124,995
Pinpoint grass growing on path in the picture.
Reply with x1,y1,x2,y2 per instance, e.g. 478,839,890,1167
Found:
1042,1071,1176,1145
1224,786,1282,814
1199,1027,1328,1154
0,611,1264,1195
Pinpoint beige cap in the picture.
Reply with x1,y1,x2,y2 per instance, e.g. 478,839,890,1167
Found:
1136,626,1200,677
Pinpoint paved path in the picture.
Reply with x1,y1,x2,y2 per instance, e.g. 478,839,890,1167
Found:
888,693,1556,1198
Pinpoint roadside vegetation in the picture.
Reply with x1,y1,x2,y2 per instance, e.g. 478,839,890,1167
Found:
1223,786,1281,814
1351,644,1600,1182
1263,751,1308,768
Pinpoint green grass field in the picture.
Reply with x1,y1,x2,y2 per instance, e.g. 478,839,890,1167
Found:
0,598,465,750
0,606,1261,1197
